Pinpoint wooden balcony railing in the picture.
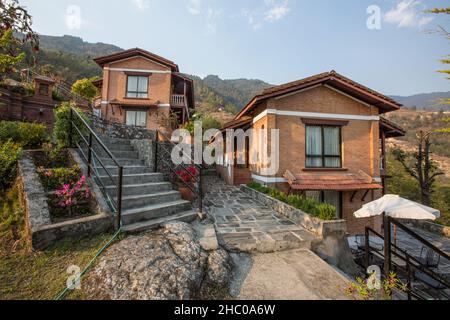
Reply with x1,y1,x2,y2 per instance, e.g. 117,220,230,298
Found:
171,94,186,107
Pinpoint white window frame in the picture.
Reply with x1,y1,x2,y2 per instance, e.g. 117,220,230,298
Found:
125,110,147,127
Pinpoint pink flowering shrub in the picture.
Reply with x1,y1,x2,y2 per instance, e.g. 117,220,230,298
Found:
54,175,91,208
37,165,81,191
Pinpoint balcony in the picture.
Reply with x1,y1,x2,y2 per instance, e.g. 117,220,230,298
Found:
171,94,186,107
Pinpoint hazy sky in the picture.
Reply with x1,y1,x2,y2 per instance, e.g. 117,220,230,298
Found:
20,0,450,96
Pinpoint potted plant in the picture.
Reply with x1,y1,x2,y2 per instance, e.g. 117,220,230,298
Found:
174,166,199,202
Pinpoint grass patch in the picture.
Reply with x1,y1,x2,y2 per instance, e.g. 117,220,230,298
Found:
0,184,116,300
247,182,337,221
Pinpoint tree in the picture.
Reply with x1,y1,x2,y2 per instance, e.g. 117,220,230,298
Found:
0,0,39,77
392,131,444,206
426,8,450,127
71,77,99,101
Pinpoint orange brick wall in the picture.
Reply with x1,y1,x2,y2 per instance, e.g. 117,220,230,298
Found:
100,56,173,132
246,85,383,235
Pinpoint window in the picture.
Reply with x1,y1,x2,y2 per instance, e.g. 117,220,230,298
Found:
306,125,341,168
306,190,342,218
126,76,148,98
125,111,147,127
39,83,49,95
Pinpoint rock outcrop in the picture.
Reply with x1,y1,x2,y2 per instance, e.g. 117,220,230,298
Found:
84,222,231,300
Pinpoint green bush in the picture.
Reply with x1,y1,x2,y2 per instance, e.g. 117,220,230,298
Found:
247,182,337,220
0,121,48,148
53,102,90,148
36,165,82,191
0,141,22,189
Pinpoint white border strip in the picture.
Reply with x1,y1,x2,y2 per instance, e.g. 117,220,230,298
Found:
104,67,171,74
252,174,287,184
253,109,379,123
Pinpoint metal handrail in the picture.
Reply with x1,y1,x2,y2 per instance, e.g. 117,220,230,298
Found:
155,130,203,212
365,223,450,300
69,106,123,229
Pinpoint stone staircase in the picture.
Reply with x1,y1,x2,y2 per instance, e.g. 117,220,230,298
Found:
89,136,198,233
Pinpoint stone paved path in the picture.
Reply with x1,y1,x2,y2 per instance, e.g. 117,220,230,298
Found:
203,176,317,252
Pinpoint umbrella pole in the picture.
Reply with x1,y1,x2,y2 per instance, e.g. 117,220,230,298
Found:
383,213,391,278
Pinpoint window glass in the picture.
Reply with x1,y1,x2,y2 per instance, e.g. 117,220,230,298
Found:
125,110,146,127
306,126,323,167
306,125,341,168
126,76,148,98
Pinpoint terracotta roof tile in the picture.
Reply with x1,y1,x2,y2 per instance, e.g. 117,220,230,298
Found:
236,70,402,119
289,172,383,191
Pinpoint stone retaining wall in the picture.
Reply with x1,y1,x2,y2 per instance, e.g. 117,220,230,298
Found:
91,115,156,140
130,139,155,171
241,185,358,276
18,151,113,251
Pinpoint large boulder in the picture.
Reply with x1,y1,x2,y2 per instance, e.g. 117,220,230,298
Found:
84,222,231,300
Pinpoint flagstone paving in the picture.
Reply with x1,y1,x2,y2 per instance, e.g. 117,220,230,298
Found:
395,226,450,274
202,176,318,252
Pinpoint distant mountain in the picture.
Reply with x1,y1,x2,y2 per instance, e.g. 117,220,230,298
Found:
23,34,450,114
39,34,123,58
201,75,271,110
390,92,450,111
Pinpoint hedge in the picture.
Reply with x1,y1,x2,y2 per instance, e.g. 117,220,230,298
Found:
247,182,337,221
0,121,48,148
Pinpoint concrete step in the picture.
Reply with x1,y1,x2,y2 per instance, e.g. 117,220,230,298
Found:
85,148,139,160
121,200,192,225
97,136,132,145
105,182,173,196
216,229,315,253
121,210,198,233
99,172,164,186
119,190,181,209
99,157,144,167
95,165,154,176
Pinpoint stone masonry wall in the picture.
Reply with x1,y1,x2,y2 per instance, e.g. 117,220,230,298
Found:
241,185,358,275
91,115,156,140
18,151,113,251
130,139,155,172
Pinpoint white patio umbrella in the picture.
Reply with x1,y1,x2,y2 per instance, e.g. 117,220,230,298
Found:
354,194,440,220
354,194,440,275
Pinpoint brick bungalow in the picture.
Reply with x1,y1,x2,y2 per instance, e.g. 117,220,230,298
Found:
92,48,194,134
216,71,405,235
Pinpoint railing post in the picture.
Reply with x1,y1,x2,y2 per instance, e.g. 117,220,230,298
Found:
198,165,203,213
384,214,392,278
87,132,93,177
69,108,73,148
154,131,159,172
116,166,123,230
365,227,370,269
406,255,412,300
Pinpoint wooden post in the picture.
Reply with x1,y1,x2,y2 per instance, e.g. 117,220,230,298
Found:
381,131,387,195
365,227,370,269
383,213,391,278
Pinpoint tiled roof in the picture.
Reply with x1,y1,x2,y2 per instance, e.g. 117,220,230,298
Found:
236,70,402,119
221,116,252,131
34,75,55,84
261,71,400,106
93,48,179,72
289,171,383,191
380,116,406,137
108,99,156,107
